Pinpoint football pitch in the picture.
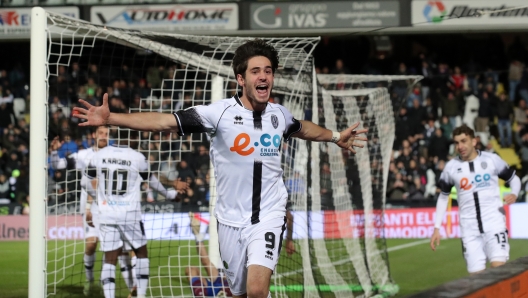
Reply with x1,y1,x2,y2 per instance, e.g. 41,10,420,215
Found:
2,238,528,297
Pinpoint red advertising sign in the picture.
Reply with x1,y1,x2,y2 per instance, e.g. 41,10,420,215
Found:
324,208,462,239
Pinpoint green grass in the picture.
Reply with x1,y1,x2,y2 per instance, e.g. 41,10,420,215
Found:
1,238,528,297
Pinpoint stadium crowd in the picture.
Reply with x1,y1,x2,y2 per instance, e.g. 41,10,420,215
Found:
1,36,528,211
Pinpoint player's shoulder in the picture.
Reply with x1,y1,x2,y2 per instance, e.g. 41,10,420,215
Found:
479,150,502,161
444,157,462,169
267,102,293,119
206,96,238,109
76,147,94,157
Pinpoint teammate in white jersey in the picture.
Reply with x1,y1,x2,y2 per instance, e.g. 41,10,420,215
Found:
85,132,188,298
430,125,520,274
73,39,367,298
50,126,111,295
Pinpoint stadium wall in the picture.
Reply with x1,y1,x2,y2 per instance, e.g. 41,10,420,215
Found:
3,203,528,241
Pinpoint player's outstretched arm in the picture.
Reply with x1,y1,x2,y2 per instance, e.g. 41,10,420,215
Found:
293,121,368,154
73,93,179,133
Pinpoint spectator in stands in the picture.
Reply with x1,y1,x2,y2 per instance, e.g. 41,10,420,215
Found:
509,60,524,102
518,68,528,104
177,160,195,182
4,151,20,175
465,58,481,94
441,91,459,129
0,102,15,136
483,68,499,90
0,171,10,203
449,66,466,91
395,107,411,149
419,61,433,99
191,177,208,208
70,62,86,88
439,116,453,139
475,91,493,132
423,118,436,148
515,125,528,178
387,173,407,201
58,133,78,158
138,79,151,99
422,97,436,121
331,58,351,75
514,99,528,128
496,93,514,148
406,177,426,201
408,99,426,128
428,128,450,161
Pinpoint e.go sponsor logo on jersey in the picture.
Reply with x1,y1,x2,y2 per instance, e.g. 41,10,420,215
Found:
230,133,280,157
460,174,491,191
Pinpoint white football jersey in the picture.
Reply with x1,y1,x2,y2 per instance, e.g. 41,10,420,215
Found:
69,148,96,214
174,95,302,227
438,151,516,236
86,145,148,224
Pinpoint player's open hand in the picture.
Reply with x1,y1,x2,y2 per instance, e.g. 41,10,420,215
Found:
336,122,368,154
174,178,190,193
73,93,111,127
50,136,63,151
430,229,441,251
503,194,517,205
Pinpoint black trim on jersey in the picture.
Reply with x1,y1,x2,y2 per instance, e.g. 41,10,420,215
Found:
277,216,287,256
498,167,516,182
253,110,263,130
469,161,475,173
437,179,453,195
473,192,484,233
174,108,207,136
251,160,263,225
277,106,302,141
234,93,243,106
140,171,149,181
284,118,302,141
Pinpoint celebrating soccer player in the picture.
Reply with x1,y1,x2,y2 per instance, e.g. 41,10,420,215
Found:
49,126,110,296
430,125,520,275
85,130,188,298
74,39,367,298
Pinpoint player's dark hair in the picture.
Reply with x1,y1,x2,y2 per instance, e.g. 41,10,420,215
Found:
232,39,279,78
91,125,109,135
453,125,475,138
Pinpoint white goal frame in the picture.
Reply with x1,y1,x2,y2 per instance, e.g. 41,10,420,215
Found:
29,7,48,298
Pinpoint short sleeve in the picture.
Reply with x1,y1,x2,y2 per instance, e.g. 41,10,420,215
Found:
492,154,516,182
174,104,221,136
437,168,453,195
277,105,302,140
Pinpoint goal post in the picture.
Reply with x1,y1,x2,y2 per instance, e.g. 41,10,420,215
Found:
29,7,49,298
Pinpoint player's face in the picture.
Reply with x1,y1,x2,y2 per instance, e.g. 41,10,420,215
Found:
237,56,274,109
453,133,477,160
94,126,109,148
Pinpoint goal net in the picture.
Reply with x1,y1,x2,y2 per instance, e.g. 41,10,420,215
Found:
30,7,421,298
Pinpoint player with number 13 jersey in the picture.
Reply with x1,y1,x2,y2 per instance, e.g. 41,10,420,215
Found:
430,125,520,274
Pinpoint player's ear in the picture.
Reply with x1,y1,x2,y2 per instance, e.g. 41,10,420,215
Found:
236,73,245,87
471,136,477,147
